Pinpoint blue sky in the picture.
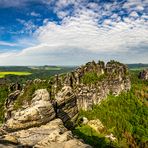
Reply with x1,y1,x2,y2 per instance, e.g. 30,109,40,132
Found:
0,0,147,65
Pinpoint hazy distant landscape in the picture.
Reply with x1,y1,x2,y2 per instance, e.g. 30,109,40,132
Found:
0,65,76,83
0,63,147,81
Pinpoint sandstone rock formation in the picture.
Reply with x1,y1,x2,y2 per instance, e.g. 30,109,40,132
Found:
3,60,131,126
4,89,55,131
55,86,78,125
1,60,131,147
138,69,148,80
0,119,91,148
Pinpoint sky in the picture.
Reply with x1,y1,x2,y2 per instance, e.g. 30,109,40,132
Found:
0,0,147,66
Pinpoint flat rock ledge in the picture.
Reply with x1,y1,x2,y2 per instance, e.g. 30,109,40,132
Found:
0,89,91,148
0,118,91,148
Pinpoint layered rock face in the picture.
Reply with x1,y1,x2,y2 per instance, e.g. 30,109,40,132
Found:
4,89,55,131
1,118,91,148
52,60,131,110
1,89,91,147
0,60,131,147
55,86,78,124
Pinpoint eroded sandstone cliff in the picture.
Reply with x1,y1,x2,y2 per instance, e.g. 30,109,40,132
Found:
0,60,131,147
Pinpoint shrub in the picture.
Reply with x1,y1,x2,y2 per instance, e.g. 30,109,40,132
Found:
81,72,106,84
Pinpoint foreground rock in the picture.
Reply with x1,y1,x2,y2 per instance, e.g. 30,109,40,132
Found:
1,89,91,147
55,86,78,125
4,89,55,131
0,119,91,148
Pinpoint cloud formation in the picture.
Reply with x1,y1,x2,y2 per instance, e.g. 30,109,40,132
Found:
0,41,17,47
0,0,148,65
30,11,41,17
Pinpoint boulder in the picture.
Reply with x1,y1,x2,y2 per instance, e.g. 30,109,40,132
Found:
82,117,89,124
4,89,55,131
0,119,91,148
5,90,21,109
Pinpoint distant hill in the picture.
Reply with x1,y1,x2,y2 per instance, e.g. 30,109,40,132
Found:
127,63,148,70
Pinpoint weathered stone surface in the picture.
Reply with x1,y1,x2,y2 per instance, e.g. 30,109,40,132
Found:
0,119,91,148
49,60,131,111
55,86,78,123
4,90,21,121
4,89,55,131
1,60,131,148
4,60,131,123
139,69,148,80
82,117,89,125
8,118,66,146
36,139,92,148
2,135,18,144
0,143,17,148
5,90,21,109
9,83,21,92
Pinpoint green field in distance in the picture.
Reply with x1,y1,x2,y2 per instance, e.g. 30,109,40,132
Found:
0,72,32,78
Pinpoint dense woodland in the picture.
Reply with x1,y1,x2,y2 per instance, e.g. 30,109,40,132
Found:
74,70,148,147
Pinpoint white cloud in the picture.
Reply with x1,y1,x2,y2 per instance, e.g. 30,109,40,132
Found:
35,9,148,52
0,0,148,65
130,11,139,17
136,5,144,11
56,11,69,19
30,11,41,17
0,41,17,46
16,19,38,35
0,0,46,8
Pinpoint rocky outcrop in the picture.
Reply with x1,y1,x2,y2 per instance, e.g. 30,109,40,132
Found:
0,119,91,148
1,89,91,147
48,60,130,111
138,69,148,80
9,83,21,92
4,89,55,131
4,60,131,125
55,86,78,125
1,60,131,147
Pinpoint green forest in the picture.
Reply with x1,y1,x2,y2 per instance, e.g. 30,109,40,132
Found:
74,70,148,147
